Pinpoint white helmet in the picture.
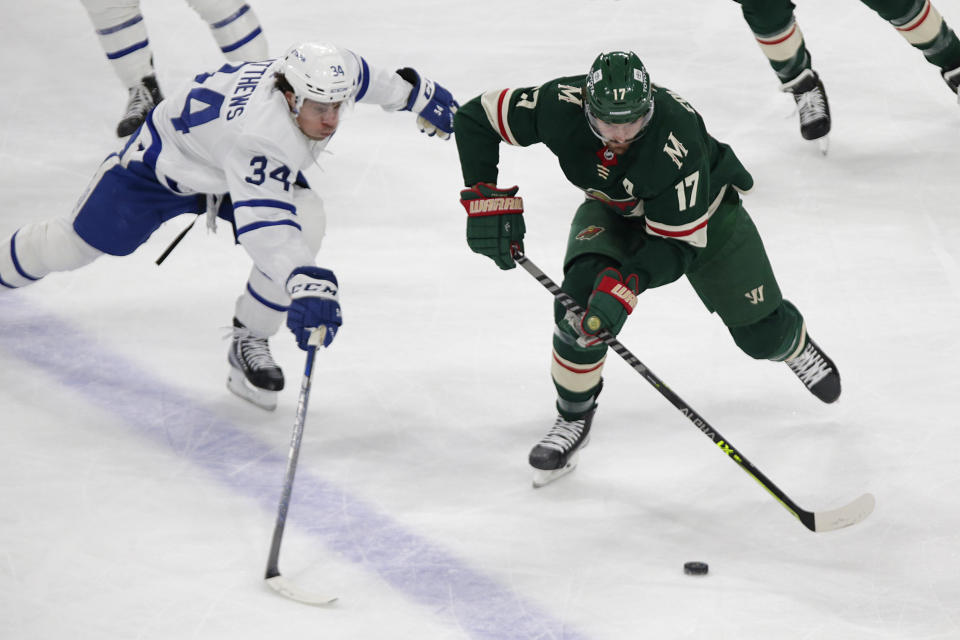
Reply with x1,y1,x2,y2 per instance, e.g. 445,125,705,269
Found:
281,42,356,112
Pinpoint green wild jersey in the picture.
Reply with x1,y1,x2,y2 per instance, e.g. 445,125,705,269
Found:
454,75,754,248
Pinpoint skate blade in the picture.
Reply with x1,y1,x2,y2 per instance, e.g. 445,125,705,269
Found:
816,136,829,156
227,368,278,411
531,451,581,488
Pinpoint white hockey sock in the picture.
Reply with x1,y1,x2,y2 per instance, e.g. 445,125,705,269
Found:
80,0,154,87
0,219,103,288
188,0,268,61
234,266,288,338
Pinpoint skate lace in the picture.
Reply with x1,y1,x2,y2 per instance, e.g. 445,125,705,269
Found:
787,343,831,388
538,416,586,453
228,327,278,371
123,83,155,119
795,88,827,127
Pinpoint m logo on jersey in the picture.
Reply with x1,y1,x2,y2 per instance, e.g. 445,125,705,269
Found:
557,84,582,107
744,285,764,305
576,225,605,240
663,132,688,169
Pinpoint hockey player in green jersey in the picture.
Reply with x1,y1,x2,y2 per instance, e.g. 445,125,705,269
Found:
454,51,841,487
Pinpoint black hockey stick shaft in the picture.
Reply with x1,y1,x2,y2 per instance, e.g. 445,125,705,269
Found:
155,215,198,266
265,329,324,580
512,252,820,530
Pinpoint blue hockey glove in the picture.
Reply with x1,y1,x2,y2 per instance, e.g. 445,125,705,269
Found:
397,67,458,139
286,266,341,350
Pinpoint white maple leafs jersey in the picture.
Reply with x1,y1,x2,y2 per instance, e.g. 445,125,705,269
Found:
124,52,412,286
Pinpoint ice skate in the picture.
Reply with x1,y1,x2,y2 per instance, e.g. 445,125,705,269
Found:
116,74,163,137
227,318,284,411
786,336,840,404
529,407,596,488
942,65,960,104
782,68,831,154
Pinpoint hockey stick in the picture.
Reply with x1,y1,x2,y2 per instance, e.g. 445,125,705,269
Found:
155,215,198,266
512,250,874,533
264,327,337,605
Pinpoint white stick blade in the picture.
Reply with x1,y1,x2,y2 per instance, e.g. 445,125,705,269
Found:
813,493,876,532
265,575,337,606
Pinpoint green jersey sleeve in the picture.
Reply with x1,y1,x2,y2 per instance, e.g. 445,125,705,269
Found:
453,77,589,187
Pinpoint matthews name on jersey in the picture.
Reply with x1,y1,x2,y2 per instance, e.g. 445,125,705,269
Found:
119,52,413,286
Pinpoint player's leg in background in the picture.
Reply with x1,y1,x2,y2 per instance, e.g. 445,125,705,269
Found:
733,0,831,142
685,197,840,403
0,217,103,290
859,0,960,99
227,187,325,411
79,0,164,137
1,141,203,291
186,0,268,62
1,154,142,290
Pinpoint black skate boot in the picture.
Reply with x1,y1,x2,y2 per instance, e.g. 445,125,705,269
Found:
785,335,840,404
116,74,163,138
227,318,284,411
781,68,831,149
529,407,597,488
942,65,960,103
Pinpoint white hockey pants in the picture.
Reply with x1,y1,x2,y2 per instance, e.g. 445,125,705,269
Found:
1,187,326,342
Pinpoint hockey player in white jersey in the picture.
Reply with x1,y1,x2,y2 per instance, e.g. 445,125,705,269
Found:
80,0,269,137
0,41,458,411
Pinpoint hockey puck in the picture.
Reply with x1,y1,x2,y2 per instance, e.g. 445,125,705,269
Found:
683,561,708,576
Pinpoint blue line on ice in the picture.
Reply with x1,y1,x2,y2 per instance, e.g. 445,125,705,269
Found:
0,295,589,640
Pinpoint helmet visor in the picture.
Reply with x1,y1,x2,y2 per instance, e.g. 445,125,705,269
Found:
586,103,654,145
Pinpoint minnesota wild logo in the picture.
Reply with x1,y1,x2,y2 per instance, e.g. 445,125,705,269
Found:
576,225,605,240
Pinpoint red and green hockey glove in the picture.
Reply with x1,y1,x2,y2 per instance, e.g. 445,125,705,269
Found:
581,268,640,337
459,183,525,270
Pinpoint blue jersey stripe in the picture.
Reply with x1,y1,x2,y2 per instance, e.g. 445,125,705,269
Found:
143,113,163,170
246,283,288,312
356,56,371,102
210,4,250,29
96,14,144,35
106,39,149,60
233,198,296,214
236,219,301,235
221,27,262,54
10,231,41,281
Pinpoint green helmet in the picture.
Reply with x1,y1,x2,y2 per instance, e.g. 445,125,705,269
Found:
584,51,653,124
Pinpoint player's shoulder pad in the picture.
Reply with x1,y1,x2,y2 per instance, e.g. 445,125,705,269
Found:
651,84,702,121
641,85,710,173
539,74,588,113
475,75,586,146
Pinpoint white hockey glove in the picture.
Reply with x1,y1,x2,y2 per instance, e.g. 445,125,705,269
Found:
397,67,458,140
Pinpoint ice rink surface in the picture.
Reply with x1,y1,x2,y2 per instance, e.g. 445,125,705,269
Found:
2,1,960,638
